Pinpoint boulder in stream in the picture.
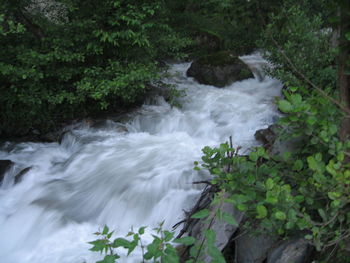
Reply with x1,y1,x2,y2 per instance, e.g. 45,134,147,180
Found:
187,51,253,87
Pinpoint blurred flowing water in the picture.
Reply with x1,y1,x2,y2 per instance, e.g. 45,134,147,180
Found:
0,54,282,263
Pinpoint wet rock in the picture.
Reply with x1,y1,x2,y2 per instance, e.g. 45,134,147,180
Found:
145,82,172,101
14,167,32,184
270,136,304,157
41,130,63,142
116,126,129,133
255,125,278,148
235,231,276,263
255,124,304,156
58,130,76,144
187,51,253,87
0,160,14,183
267,238,313,263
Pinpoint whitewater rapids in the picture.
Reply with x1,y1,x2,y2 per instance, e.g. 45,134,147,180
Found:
0,56,282,263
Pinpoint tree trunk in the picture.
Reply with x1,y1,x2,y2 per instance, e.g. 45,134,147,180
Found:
339,0,350,140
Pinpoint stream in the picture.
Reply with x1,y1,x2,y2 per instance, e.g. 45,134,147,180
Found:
0,55,282,263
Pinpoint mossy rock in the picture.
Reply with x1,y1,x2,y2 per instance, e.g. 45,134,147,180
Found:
196,51,237,67
187,51,254,87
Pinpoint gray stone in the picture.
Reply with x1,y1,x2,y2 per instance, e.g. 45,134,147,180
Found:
235,231,276,263
267,238,313,263
187,51,253,87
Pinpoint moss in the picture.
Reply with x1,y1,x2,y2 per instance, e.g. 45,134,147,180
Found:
196,51,238,66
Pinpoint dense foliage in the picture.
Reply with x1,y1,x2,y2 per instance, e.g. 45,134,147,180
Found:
0,0,190,136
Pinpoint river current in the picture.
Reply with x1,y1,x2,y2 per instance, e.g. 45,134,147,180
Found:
0,55,282,262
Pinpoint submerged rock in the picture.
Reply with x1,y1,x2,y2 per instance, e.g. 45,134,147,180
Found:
187,51,253,87
0,160,14,183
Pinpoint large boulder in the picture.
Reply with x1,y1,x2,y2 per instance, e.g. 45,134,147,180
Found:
187,51,253,87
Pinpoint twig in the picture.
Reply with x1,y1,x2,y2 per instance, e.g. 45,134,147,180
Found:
173,185,217,238
193,181,214,186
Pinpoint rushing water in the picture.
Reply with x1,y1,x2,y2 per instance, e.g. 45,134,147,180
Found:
0,55,282,263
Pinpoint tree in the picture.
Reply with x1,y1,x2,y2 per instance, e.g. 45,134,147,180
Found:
0,0,190,136
338,0,350,140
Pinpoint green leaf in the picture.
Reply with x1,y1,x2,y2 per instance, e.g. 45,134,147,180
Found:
307,156,319,171
249,151,258,162
97,255,117,263
138,226,146,235
266,196,278,204
328,192,341,200
290,94,302,105
345,32,350,41
89,239,108,252
317,209,327,222
265,178,274,190
191,209,210,219
292,160,303,171
174,236,196,246
223,212,239,226
164,230,174,242
295,195,305,203
237,203,248,211
113,238,131,248
205,230,225,263
102,225,109,235
278,100,293,113
256,205,268,219
283,151,291,161
275,211,287,221
306,116,317,126
305,234,313,240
